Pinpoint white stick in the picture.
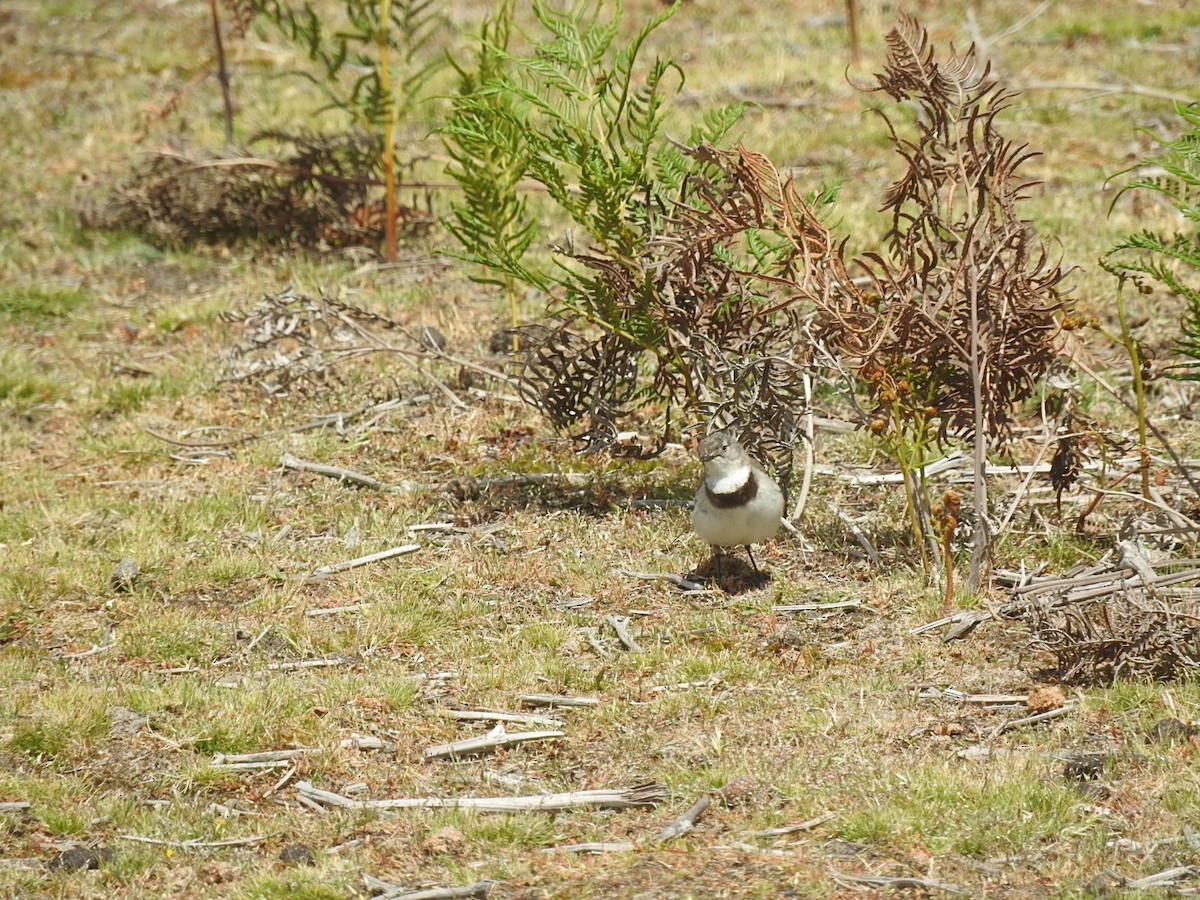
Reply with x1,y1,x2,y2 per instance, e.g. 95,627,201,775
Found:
311,545,419,576
424,729,564,760
296,781,663,812
437,709,565,728
517,694,599,708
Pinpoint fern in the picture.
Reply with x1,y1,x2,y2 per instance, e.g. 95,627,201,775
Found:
249,0,447,259
1107,101,1200,378
442,1,857,459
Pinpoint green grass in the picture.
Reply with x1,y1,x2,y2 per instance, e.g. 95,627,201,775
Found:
0,282,88,319
3,1,1200,897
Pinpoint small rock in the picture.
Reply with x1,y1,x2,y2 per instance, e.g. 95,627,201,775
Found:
108,706,149,738
418,324,446,352
110,557,140,592
1074,781,1111,801
715,777,758,808
764,629,806,652
421,825,465,856
1061,752,1106,781
1025,684,1066,713
48,846,112,871
278,844,315,866
1146,718,1199,745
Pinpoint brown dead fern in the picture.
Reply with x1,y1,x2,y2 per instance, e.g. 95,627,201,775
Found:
810,14,1070,584
77,131,433,250
514,141,836,491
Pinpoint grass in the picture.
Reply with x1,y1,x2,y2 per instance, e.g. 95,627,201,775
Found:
2,0,1200,897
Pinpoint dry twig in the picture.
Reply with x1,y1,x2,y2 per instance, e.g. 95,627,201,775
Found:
295,780,664,812
656,796,711,842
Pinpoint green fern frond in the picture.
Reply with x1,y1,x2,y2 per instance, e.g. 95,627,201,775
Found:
1109,101,1200,379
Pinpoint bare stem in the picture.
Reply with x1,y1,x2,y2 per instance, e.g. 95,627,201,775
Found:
1114,274,1151,499
208,0,235,148
378,0,398,262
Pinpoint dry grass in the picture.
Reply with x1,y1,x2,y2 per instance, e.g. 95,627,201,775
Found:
4,0,1200,897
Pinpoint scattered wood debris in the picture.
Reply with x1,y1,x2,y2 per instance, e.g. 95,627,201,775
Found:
120,833,267,849
914,542,1200,682
517,694,598,709
604,614,643,652
362,874,495,899
306,602,371,616
655,796,711,843
830,871,965,894
266,654,357,672
548,842,636,854
210,748,312,770
282,453,426,494
987,705,1073,740
1116,865,1199,891
578,626,608,657
436,709,565,728
773,598,870,614
747,811,835,837
423,724,565,760
1010,544,1200,683
616,568,709,592
309,544,420,577
295,780,665,812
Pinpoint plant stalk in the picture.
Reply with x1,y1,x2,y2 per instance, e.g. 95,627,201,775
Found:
377,0,398,262
1113,274,1151,499
208,0,235,149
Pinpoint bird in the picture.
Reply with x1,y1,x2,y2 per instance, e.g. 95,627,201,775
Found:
690,429,785,571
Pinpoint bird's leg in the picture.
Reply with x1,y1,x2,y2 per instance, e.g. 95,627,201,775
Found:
744,545,760,572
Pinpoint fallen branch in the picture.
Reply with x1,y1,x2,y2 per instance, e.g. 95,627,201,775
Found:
604,615,643,652
280,453,423,492
578,626,608,657
424,725,564,760
747,811,835,837
988,705,1072,740
362,874,495,900
616,569,708,592
306,603,370,616
58,642,116,660
830,871,964,894
549,842,636,854
655,796,711,843
828,503,884,567
281,453,593,496
773,599,869,613
295,780,664,812
120,833,267,849
211,748,312,769
310,545,420,577
517,694,599,709
818,451,967,485
144,426,252,449
910,609,992,641
1117,865,1200,890
436,709,565,728
265,654,356,672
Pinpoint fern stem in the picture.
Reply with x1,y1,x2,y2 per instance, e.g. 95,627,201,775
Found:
1114,274,1151,499
890,408,930,573
377,0,398,262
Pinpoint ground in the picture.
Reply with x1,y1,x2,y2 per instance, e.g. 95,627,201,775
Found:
3,1,1200,897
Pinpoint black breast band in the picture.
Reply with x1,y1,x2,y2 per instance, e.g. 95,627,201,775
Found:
704,472,758,509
